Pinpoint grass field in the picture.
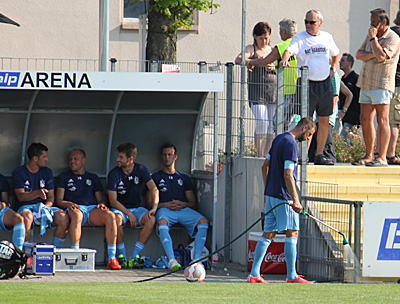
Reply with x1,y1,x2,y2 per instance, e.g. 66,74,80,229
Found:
0,282,399,303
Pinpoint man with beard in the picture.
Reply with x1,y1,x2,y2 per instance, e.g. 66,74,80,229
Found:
247,117,316,284
107,143,158,269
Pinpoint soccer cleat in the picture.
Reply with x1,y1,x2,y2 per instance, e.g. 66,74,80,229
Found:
117,254,127,269
286,275,314,284
128,255,145,269
247,274,269,283
168,258,181,271
107,257,122,270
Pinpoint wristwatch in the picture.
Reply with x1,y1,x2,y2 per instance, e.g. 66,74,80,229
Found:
370,37,378,42
330,67,336,73
342,108,347,113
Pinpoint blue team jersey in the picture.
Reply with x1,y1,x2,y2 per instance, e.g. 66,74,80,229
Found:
0,174,10,193
56,170,103,206
106,163,151,208
12,165,54,208
264,132,299,200
151,170,193,203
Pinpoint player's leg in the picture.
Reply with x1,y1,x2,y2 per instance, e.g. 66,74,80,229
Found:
67,207,84,249
90,207,120,269
248,196,276,283
19,210,34,241
52,209,69,248
156,209,180,270
180,208,209,261
2,208,25,249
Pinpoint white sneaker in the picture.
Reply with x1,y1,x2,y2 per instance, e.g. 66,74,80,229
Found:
168,258,181,271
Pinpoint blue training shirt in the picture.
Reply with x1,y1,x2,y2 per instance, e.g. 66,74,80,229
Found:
56,171,103,206
151,170,193,203
106,163,151,208
12,165,54,209
264,132,299,200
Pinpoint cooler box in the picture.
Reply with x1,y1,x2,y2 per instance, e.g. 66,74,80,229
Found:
55,248,96,272
23,242,55,275
247,232,286,274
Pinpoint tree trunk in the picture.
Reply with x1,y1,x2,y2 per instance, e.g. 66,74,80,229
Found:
146,0,177,63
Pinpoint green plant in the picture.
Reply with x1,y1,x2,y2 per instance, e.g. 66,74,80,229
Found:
334,125,366,163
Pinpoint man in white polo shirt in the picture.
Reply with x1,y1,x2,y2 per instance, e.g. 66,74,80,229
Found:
280,9,339,165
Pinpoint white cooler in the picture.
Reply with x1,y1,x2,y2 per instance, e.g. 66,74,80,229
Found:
55,248,96,272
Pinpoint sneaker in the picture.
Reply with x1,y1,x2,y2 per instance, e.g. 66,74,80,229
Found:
128,255,145,269
117,254,127,269
168,258,181,271
107,257,122,270
286,275,314,284
247,274,269,283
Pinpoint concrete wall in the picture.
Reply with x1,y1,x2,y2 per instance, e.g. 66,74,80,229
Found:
1,0,399,74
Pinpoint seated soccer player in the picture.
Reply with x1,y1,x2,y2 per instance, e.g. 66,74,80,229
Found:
12,143,69,248
107,143,158,269
0,173,25,250
55,149,120,270
149,143,209,270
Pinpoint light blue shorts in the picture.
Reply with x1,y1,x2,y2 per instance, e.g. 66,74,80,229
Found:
17,203,63,229
0,206,12,231
66,205,97,226
156,207,205,238
110,206,148,227
263,195,299,232
359,89,393,105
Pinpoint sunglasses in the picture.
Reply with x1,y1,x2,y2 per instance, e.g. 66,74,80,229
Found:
304,20,319,25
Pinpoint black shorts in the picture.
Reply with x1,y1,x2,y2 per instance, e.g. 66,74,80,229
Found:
309,77,334,117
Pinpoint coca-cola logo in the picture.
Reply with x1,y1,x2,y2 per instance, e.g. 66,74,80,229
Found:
248,249,255,262
264,252,285,263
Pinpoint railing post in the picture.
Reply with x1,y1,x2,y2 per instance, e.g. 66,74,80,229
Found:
110,58,117,72
198,61,207,73
354,201,363,282
150,60,158,72
300,66,309,199
276,67,285,135
224,62,234,262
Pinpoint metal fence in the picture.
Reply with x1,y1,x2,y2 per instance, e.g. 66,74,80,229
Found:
299,181,363,282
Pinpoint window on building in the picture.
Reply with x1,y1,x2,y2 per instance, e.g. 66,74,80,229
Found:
121,0,198,31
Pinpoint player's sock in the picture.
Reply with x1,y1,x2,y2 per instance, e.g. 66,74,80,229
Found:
117,243,126,258
52,237,65,249
12,223,25,250
108,244,117,260
250,237,271,278
71,244,79,249
159,224,174,260
130,241,145,260
285,237,298,280
193,223,209,260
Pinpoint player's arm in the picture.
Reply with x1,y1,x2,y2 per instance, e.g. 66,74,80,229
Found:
283,166,302,213
14,188,49,204
146,179,159,216
330,54,340,78
55,187,78,209
183,190,197,210
44,189,55,207
95,191,107,209
261,157,270,189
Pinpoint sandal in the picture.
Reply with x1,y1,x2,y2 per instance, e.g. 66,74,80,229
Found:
387,155,400,165
352,159,368,166
365,160,388,167
314,154,334,165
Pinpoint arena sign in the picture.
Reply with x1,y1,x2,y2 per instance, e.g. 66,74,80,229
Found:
363,201,400,277
0,71,223,92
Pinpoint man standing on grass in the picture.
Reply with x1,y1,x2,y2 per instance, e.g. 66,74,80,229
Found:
248,117,315,284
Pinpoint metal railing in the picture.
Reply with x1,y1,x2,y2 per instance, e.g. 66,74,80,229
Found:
299,183,363,282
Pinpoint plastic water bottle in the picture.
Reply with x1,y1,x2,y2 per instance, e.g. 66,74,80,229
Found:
211,253,218,271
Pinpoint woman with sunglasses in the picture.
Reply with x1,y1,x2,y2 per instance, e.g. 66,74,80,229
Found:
235,22,277,157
